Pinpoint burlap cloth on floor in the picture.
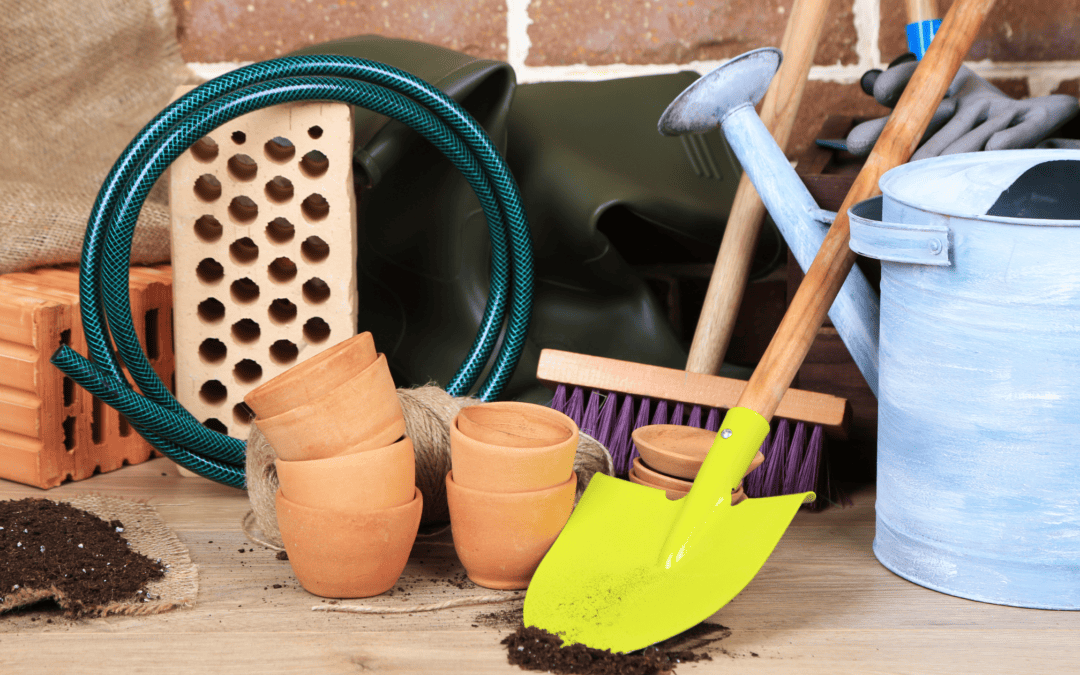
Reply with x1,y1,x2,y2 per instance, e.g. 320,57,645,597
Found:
0,495,198,617
0,0,199,274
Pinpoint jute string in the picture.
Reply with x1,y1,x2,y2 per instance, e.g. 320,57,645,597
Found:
244,385,613,614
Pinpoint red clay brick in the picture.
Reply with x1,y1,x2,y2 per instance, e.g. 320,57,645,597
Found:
174,0,507,62
880,0,1080,63
525,0,858,67
788,80,892,161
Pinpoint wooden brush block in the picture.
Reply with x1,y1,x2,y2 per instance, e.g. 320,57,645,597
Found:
0,265,174,488
169,89,358,442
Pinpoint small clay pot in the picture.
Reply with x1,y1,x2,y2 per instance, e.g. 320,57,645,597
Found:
628,467,687,500
244,332,377,419
445,470,576,590
276,487,422,598
630,458,749,504
450,402,578,492
633,424,765,480
256,353,405,461
275,437,416,512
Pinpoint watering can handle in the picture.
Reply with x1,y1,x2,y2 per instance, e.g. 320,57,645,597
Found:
848,196,952,266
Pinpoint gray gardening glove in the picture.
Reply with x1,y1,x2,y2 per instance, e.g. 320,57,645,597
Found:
847,59,1079,160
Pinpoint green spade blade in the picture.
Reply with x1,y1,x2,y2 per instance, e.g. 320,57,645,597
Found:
523,407,813,654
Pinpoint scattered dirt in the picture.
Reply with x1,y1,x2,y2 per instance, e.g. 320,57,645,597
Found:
275,550,289,561
475,603,525,630
0,499,164,617
502,624,720,675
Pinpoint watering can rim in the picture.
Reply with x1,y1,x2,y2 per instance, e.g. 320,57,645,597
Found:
878,149,1080,226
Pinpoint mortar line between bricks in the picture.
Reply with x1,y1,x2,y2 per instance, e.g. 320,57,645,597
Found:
505,0,532,75
854,0,882,71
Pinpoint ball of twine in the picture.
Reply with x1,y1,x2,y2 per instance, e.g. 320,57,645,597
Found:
245,385,614,549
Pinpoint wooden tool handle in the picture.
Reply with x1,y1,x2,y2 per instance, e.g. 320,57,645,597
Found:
906,0,940,22
685,0,831,376
737,0,996,420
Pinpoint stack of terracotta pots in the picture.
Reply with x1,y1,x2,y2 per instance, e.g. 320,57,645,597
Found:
243,332,422,598
446,402,579,590
630,424,763,503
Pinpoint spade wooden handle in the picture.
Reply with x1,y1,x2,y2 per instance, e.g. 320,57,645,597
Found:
738,0,996,419
906,0,940,22
685,0,831,376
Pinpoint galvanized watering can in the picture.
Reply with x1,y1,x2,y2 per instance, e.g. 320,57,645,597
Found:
694,50,1080,609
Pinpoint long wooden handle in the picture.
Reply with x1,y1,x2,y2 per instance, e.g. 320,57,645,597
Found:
685,0,831,376
906,0,940,22
737,0,996,420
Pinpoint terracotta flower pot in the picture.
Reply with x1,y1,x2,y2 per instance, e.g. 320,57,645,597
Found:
275,436,416,512
450,402,578,492
244,332,377,419
275,487,422,598
445,470,576,590
256,353,405,461
630,458,749,505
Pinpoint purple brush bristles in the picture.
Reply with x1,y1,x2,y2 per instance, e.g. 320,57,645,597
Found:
781,422,808,495
607,394,636,474
548,385,831,505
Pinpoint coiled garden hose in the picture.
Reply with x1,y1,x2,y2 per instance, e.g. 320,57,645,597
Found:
50,55,534,489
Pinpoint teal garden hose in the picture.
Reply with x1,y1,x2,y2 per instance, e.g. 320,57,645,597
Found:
50,55,534,489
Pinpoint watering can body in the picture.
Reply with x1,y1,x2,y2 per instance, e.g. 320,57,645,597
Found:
724,101,1080,608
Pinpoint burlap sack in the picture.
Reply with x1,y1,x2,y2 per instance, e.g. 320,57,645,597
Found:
0,0,199,274
0,495,198,617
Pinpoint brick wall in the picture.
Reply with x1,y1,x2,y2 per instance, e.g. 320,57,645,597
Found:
174,0,1080,158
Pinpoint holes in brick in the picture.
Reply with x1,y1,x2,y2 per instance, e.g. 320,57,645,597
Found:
230,277,260,303
232,131,247,145
231,318,261,344
229,195,259,223
200,379,228,405
233,402,255,425
144,308,160,360
269,339,299,365
63,376,75,406
199,337,227,364
204,418,228,435
198,297,226,323
302,277,331,304
308,125,323,139
196,257,224,284
229,236,259,264
303,316,331,343
194,174,222,202
268,257,297,283
300,150,329,178
265,176,294,203
234,359,263,384
91,396,104,444
60,329,71,345
301,193,329,221
268,298,297,324
265,217,295,243
227,153,258,181
191,136,219,162
264,136,295,162
301,235,330,263
119,415,133,438
63,416,76,451
195,214,223,242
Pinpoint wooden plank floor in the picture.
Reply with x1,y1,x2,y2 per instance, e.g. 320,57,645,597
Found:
1,458,1078,674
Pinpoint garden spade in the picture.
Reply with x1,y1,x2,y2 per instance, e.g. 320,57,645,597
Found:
524,0,995,653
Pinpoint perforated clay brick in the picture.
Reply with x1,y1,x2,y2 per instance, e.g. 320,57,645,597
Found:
0,265,174,488
169,91,358,440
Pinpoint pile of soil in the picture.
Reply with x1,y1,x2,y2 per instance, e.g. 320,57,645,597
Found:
502,625,717,675
0,499,165,617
